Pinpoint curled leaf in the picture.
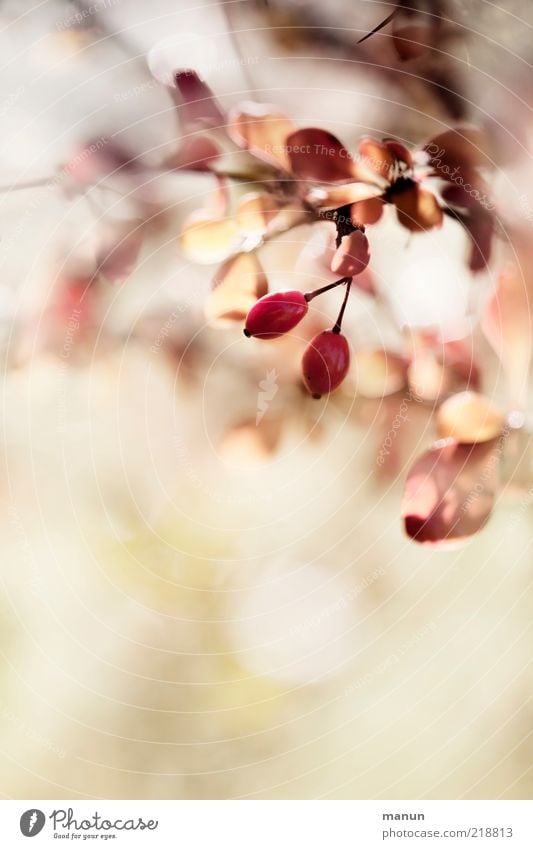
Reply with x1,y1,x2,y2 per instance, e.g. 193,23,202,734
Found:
436,391,505,444
287,128,360,183
402,439,501,545
206,252,268,325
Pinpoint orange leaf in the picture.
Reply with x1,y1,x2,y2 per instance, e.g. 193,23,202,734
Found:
206,252,268,325
228,102,296,170
436,391,505,444
179,212,241,264
394,184,443,232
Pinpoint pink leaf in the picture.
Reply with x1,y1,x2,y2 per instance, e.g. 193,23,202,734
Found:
402,439,501,545
172,70,225,130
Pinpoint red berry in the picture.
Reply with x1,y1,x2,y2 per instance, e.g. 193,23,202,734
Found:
302,330,350,398
330,230,370,277
244,290,308,339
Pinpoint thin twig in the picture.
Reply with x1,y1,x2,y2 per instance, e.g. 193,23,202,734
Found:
332,278,352,333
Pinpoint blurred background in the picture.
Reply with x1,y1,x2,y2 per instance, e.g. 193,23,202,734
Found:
0,0,532,800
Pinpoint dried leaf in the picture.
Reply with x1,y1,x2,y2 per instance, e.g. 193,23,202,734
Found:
358,138,396,181
402,439,500,545
350,196,384,225
424,127,492,174
287,128,360,182
228,102,296,170
394,184,443,231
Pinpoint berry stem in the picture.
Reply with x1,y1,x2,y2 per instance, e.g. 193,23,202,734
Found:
305,277,349,302
332,278,352,334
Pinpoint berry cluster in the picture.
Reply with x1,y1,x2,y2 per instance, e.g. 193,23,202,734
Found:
244,210,371,398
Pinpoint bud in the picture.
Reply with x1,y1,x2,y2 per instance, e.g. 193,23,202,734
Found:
244,290,308,339
302,330,350,398
330,230,371,277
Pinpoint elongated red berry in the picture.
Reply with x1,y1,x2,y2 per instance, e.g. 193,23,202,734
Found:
302,330,350,398
244,290,308,339
331,230,370,277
